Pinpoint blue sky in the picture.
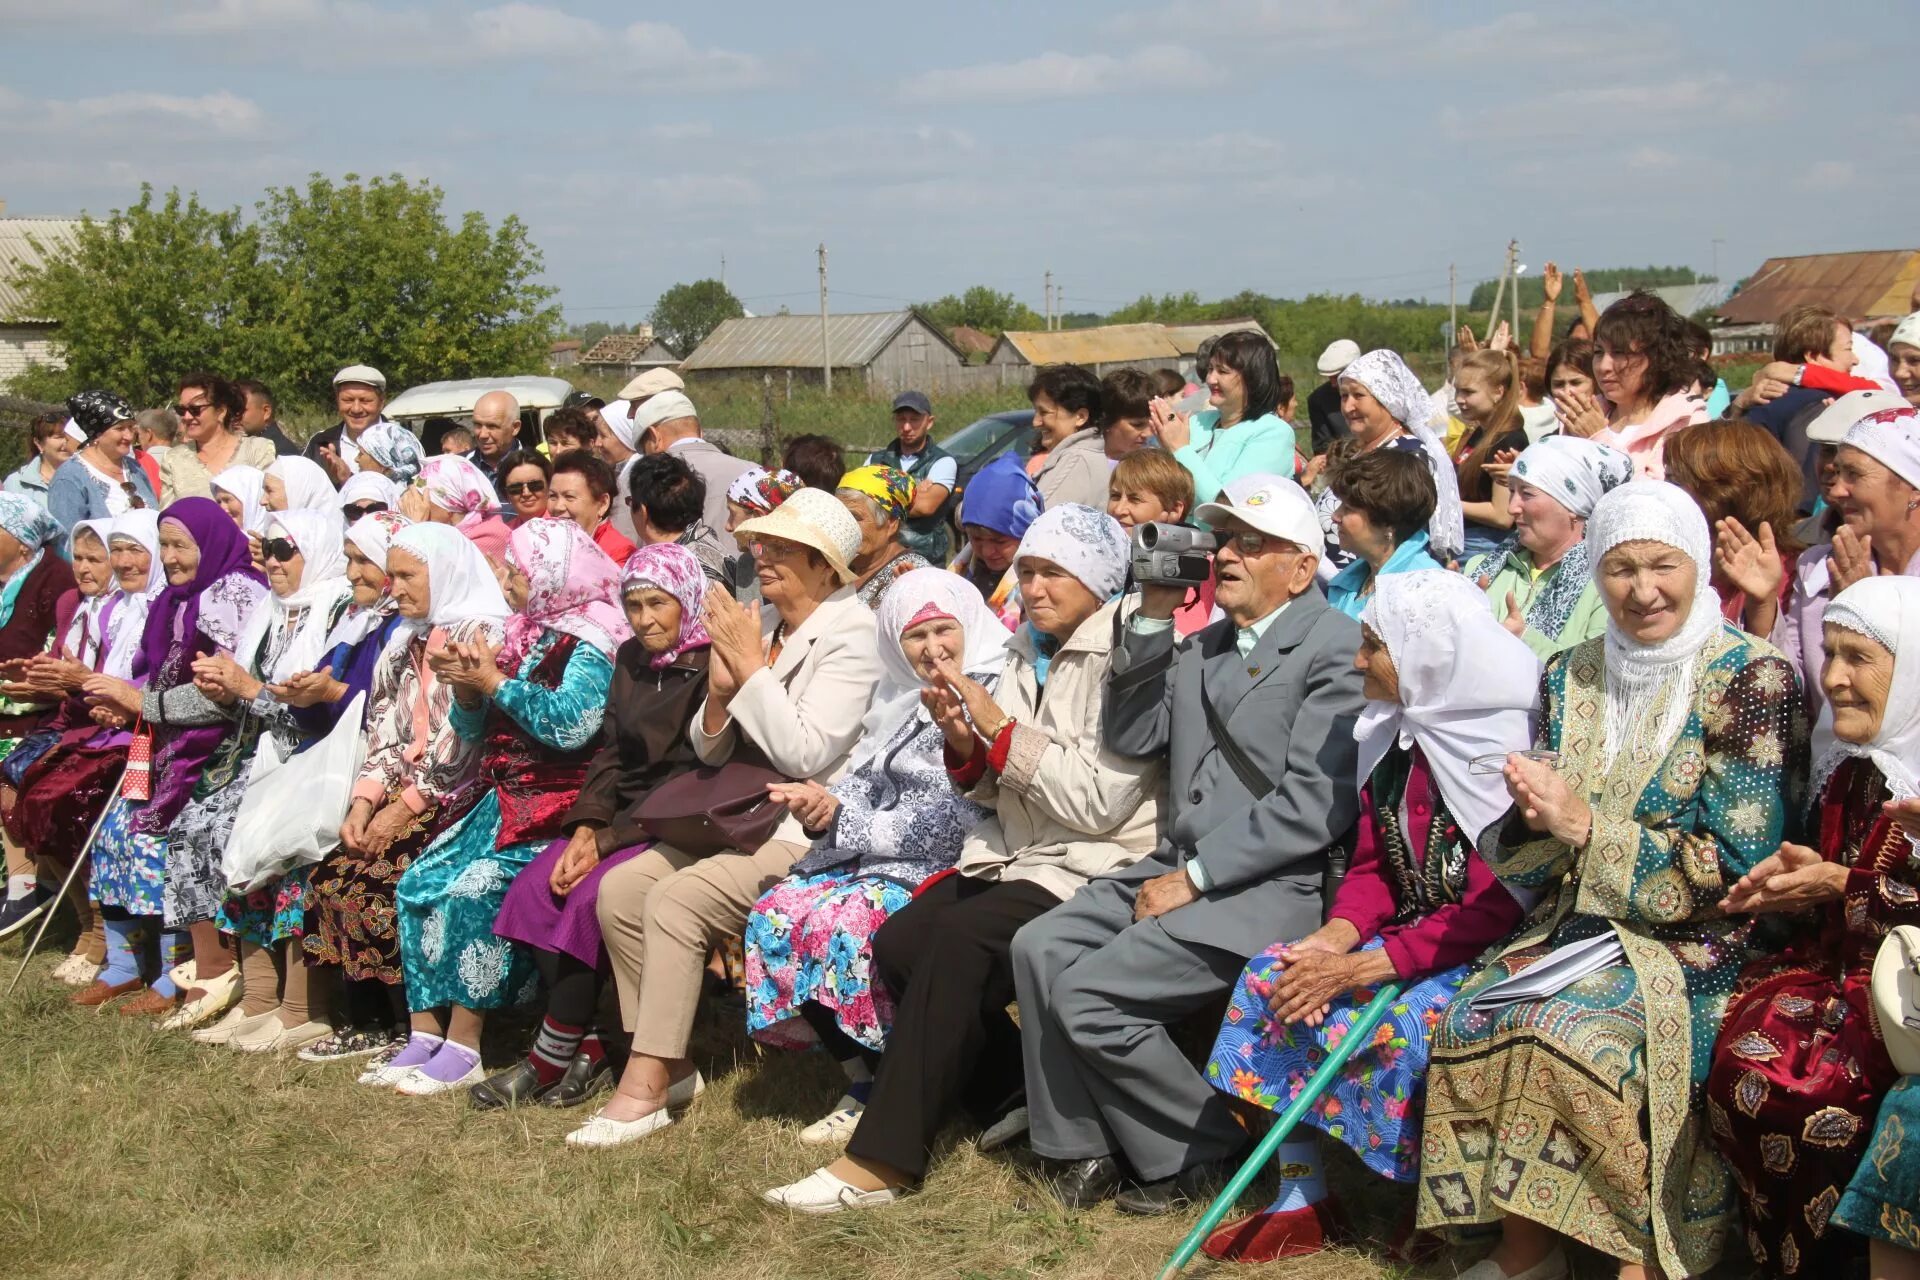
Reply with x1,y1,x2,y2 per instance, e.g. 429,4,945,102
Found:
3,0,1915,327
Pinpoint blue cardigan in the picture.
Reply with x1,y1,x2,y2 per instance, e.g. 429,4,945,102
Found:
1174,410,1299,508
1325,530,1445,619
47,453,159,551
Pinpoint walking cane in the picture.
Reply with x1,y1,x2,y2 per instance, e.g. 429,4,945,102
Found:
1156,980,1406,1280
5,762,129,998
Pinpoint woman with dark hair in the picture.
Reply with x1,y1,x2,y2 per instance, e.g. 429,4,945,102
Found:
1324,448,1443,618
4,414,74,505
497,449,553,526
1546,337,1598,434
158,372,278,505
1558,292,1707,480
781,434,848,494
1451,349,1530,559
1153,329,1299,504
1099,368,1159,461
1027,364,1111,511
1663,419,1805,633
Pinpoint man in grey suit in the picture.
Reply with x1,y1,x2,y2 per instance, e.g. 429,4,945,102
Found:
1008,473,1364,1214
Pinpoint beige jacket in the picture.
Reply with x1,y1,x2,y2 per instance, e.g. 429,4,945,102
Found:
160,433,279,505
1032,427,1112,513
956,599,1163,900
692,586,882,844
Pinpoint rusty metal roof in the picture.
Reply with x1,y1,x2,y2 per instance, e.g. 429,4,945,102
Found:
682,310,962,371
0,218,85,322
1716,250,1920,324
993,323,1183,366
1160,319,1274,354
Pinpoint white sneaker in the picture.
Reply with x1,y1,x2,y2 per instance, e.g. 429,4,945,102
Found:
799,1099,864,1145
393,1053,486,1097
763,1168,900,1214
978,1105,1030,1153
51,953,102,986
564,1070,705,1149
356,1043,412,1086
1454,1248,1571,1280
190,1006,269,1046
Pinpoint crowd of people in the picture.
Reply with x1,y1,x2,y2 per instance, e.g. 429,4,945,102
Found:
4,282,1920,1280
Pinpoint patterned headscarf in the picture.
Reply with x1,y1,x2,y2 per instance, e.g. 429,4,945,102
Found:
838,464,916,521
358,421,426,483
65,389,134,442
500,516,631,672
0,492,64,554
419,453,500,533
726,466,804,516
621,542,711,669
1339,349,1465,559
1508,436,1635,520
1013,503,1130,601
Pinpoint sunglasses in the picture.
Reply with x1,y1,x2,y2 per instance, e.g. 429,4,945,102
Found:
503,480,547,497
119,482,147,511
261,537,301,564
343,501,387,519
173,402,211,418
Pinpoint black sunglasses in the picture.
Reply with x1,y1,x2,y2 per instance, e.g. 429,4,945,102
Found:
119,482,146,511
261,537,300,564
343,501,388,519
503,480,547,497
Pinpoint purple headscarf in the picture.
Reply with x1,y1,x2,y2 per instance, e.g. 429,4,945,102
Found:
130,496,270,835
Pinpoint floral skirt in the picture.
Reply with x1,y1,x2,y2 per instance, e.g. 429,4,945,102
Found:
394,793,538,1013
1834,1074,1920,1251
217,866,313,949
1205,936,1465,1182
303,814,443,984
91,796,168,917
744,871,913,1053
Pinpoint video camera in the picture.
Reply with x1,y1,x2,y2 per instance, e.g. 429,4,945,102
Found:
1131,522,1216,587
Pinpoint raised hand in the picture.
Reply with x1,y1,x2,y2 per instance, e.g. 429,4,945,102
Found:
921,681,974,756
1150,397,1193,450
1713,517,1784,602
1506,752,1590,846
1830,526,1874,593
1542,262,1563,304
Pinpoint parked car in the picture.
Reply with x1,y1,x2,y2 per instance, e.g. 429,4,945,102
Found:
940,409,1035,495
382,375,575,453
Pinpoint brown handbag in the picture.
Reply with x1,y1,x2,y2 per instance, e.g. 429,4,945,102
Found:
635,758,789,858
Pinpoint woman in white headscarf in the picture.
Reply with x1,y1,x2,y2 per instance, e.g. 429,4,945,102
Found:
744,567,1008,1142
1318,349,1466,569
211,465,269,534
1707,575,1920,1278
265,456,339,515
338,471,401,523
1201,569,1536,1264
1417,481,1809,1280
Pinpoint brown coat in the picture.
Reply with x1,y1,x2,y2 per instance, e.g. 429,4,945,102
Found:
0,553,78,736
563,641,710,854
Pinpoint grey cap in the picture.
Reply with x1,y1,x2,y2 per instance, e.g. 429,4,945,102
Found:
332,364,387,392
892,390,932,416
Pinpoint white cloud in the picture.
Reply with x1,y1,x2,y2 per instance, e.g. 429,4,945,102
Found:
904,46,1209,103
0,87,268,141
1799,160,1856,189
1441,73,1755,144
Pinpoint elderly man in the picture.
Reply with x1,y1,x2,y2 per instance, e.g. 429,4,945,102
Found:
865,390,955,566
305,364,388,483
595,369,685,544
631,390,751,554
1008,473,1365,1215
468,389,521,482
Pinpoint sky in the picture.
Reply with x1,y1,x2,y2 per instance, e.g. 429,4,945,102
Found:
4,0,1916,328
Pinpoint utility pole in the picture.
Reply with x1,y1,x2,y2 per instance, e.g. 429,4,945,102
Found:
1711,235,1725,283
1448,263,1457,345
720,253,726,288
817,242,831,394
1044,270,1054,331
1511,243,1521,338
1056,285,1064,328
1486,239,1518,335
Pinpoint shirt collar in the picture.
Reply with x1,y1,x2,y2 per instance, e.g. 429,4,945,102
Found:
1234,598,1292,656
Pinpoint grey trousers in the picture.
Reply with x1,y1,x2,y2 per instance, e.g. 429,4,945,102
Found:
1010,876,1246,1182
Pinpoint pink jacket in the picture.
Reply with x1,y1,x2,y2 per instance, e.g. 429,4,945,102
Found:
1593,391,1708,481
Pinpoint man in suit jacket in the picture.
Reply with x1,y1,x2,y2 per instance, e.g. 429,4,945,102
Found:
1010,473,1364,1214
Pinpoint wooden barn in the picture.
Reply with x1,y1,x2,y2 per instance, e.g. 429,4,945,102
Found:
680,310,974,393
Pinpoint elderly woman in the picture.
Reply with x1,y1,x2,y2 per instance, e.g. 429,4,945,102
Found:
339,471,400,524
399,453,512,560
1467,436,1633,660
301,523,508,1072
1555,292,1707,481
568,488,881,1148
1705,576,1920,1276
79,498,268,1022
1154,329,1301,504
1415,482,1808,1280
0,496,77,756
159,371,278,505
765,504,1162,1213
1324,447,1443,618
482,542,713,1110
950,452,1043,630
724,466,803,533
355,420,426,485
838,465,931,610
184,510,353,1043
47,390,157,531
1317,349,1464,571
745,568,1007,1142
264,456,338,514
1203,570,1534,1262
211,467,268,535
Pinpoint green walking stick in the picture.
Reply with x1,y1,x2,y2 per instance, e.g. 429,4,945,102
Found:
1157,980,1406,1280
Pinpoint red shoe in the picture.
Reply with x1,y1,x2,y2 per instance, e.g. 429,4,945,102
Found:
1201,1198,1342,1263
116,987,184,1018
70,977,143,1008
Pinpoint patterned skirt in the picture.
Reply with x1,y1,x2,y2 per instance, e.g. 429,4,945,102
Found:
217,866,313,949
744,871,913,1053
162,773,247,927
493,837,653,969
1205,936,1464,1182
1834,1075,1920,1251
303,815,443,984
394,793,538,1013
90,796,168,917
4,738,123,863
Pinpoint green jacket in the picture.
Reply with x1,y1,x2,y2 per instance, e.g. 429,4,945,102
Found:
1465,543,1607,661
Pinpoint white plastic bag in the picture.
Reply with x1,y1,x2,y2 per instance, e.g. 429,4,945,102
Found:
222,693,367,893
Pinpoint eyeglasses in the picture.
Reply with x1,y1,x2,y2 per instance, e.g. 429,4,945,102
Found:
343,501,387,519
748,537,803,561
261,537,300,564
119,482,146,511
1220,530,1302,556
173,402,210,418
503,480,547,497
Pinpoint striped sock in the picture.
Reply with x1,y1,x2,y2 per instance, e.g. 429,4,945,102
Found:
529,1016,587,1086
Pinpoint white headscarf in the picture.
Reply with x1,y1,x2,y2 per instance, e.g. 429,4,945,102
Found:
338,470,401,512
1012,503,1130,601
102,510,163,681
322,510,412,652
1817,576,1920,809
237,509,354,683
212,465,269,534
1839,402,1920,490
389,522,511,638
1507,436,1635,519
1339,349,1466,559
1853,330,1900,396
855,567,1011,774
60,519,118,671
267,455,339,513
1586,480,1724,771
1356,570,1542,842
599,399,638,452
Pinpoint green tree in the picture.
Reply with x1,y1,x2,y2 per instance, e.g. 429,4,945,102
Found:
649,279,743,357
918,286,1044,337
1466,264,1708,312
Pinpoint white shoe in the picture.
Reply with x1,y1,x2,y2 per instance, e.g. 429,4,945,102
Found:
1454,1248,1570,1280
190,1006,269,1046
51,953,101,986
231,1017,331,1055
393,1054,486,1097
158,965,242,1031
356,1044,412,1086
799,1100,864,1145
978,1105,1030,1153
564,1070,705,1149
763,1167,900,1214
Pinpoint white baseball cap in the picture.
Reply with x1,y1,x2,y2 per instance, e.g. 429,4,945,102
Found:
1316,339,1360,377
619,368,685,400
1807,389,1914,444
1194,472,1323,553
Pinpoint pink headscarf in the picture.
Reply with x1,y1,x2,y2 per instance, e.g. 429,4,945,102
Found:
620,542,712,670
499,517,631,673
419,454,501,533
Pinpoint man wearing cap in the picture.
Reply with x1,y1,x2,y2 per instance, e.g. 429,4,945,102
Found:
305,364,391,484
596,369,695,544
865,390,956,566
1009,472,1364,1215
1306,339,1358,457
467,389,521,483
628,390,751,555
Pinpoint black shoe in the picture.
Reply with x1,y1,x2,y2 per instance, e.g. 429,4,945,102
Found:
1050,1155,1127,1210
542,1052,612,1109
0,889,48,940
469,1061,546,1111
1114,1155,1240,1217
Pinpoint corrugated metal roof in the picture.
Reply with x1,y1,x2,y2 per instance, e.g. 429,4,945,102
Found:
1588,282,1732,318
0,219,85,322
994,324,1183,366
1716,250,1920,324
1160,319,1274,354
683,310,956,371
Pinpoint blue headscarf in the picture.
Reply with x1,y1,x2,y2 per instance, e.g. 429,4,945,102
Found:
958,452,1043,540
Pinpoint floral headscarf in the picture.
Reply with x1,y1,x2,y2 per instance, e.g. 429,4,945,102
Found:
500,516,631,673
418,453,500,533
838,464,916,521
0,492,64,555
359,421,426,483
1013,503,1130,601
726,466,804,516
620,542,711,669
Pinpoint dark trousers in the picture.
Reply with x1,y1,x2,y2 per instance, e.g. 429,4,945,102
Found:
844,874,1059,1180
